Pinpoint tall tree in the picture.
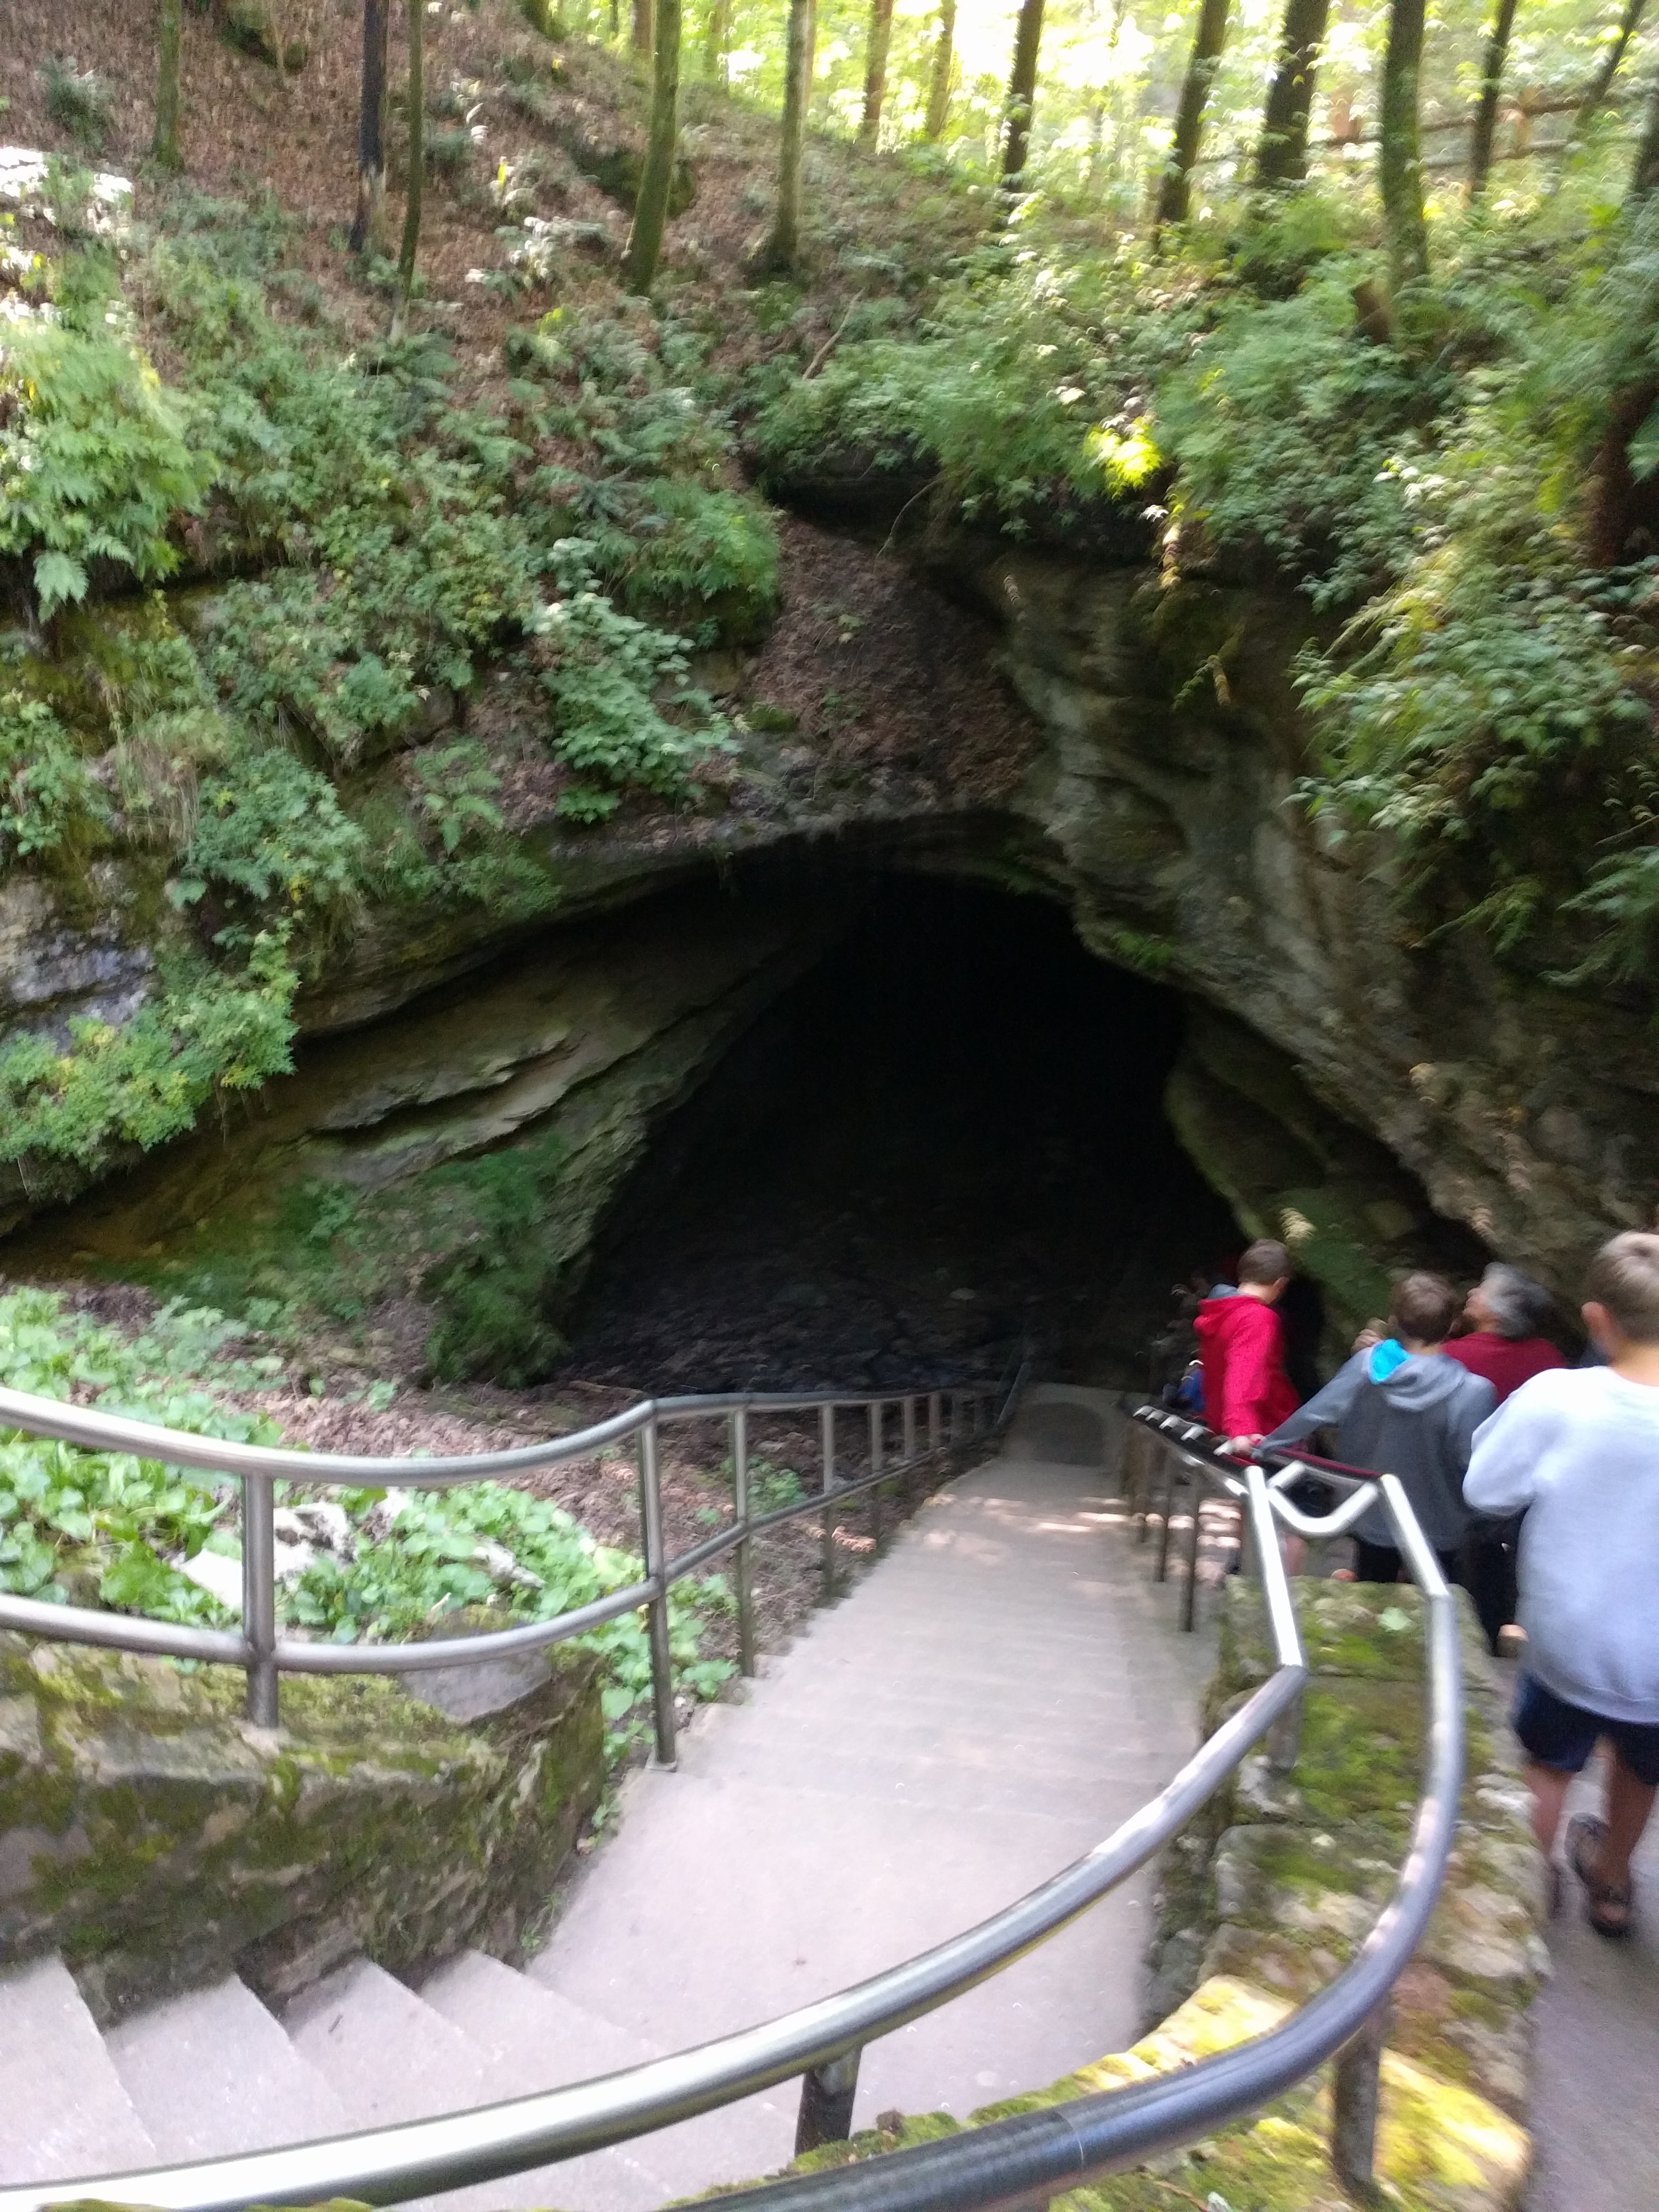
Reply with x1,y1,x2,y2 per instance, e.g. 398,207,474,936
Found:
1378,0,1428,289
999,0,1047,188
704,0,731,81
858,0,897,148
634,0,655,53
1254,0,1329,185
1153,0,1229,232
1468,0,1520,201
624,0,682,290
1633,65,1659,193
153,0,183,170
1574,0,1649,140
924,0,956,139
393,0,424,336
350,0,391,255
755,0,815,272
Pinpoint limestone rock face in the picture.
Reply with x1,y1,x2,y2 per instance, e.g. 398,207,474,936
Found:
976,551,1659,1294
2,534,1653,1310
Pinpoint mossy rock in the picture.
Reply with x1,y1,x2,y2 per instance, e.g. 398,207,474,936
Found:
0,1631,603,2022
216,0,308,69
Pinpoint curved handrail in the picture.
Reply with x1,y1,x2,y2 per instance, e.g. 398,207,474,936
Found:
0,1403,1462,2212
0,1374,1008,1725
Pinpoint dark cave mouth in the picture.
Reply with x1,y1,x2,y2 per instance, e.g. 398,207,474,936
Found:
558,874,1244,1393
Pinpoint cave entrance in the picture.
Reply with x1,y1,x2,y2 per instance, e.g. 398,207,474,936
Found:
560,876,1241,1392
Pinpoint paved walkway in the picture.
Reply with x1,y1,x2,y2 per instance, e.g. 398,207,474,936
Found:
1525,1755,1659,2211
510,1389,1214,2207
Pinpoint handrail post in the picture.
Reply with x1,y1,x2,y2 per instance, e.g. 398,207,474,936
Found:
242,1470,279,1728
732,1405,756,1678
1181,1469,1203,1632
1331,1997,1391,2196
639,1415,677,1768
902,1395,916,1466
795,2046,861,2154
1154,1448,1177,1584
867,1401,884,1550
819,1402,837,1604
928,1391,942,1454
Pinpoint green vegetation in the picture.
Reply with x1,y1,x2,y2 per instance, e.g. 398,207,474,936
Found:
0,196,773,1183
754,181,1659,990
178,1133,577,1387
0,1285,732,1754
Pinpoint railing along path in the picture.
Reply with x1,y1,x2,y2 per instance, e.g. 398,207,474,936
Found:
0,1383,1463,2212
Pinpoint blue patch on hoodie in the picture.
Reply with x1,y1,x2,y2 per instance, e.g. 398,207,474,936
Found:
1368,1338,1409,1383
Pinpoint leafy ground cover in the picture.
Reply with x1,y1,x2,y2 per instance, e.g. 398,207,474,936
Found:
0,1284,738,1756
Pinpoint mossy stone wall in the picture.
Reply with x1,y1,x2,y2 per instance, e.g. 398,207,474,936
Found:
0,1631,603,2023
1148,1581,1546,2121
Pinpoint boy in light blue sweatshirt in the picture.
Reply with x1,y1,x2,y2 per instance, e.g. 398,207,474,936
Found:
1464,1231,1659,1939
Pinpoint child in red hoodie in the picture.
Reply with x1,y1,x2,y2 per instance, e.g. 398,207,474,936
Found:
1195,1238,1300,1447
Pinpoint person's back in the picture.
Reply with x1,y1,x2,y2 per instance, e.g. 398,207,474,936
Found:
1464,1231,1659,1939
1466,1367,1659,1722
1194,1237,1299,1444
1265,1272,1495,1573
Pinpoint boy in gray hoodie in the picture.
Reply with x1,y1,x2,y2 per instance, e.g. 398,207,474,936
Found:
1261,1272,1496,1583
1465,1231,1659,1938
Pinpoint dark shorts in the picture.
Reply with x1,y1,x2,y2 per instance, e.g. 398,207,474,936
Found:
1513,1673,1659,1789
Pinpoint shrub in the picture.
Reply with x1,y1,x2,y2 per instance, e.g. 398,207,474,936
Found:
0,321,219,618
40,58,112,152
0,690,108,862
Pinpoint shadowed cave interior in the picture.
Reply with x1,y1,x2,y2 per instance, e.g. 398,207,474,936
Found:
558,875,1245,1393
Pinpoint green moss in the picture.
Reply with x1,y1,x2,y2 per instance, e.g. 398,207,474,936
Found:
1,1634,603,2021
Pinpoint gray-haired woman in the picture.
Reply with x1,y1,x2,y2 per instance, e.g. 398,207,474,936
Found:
1447,1264,1566,1652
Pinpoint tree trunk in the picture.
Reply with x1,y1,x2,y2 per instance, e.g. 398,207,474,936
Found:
1379,0,1428,289
924,0,956,139
1468,0,1519,199
394,0,424,332
999,0,1047,187
1575,0,1649,138
153,0,184,169
704,0,730,81
633,0,655,54
1254,0,1329,185
351,0,391,255
1153,0,1229,232
858,0,897,148
755,0,815,272
624,0,682,291
1632,66,1659,193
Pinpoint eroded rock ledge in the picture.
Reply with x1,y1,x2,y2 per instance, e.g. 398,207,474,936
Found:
5,529,1655,1331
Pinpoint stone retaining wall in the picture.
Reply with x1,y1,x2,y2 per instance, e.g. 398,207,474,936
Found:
0,1632,604,2022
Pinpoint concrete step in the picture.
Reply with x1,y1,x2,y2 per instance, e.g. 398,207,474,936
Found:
284,1959,493,2129
0,1954,156,2185
421,1948,660,2087
414,1951,680,2212
106,1973,351,2161
417,1949,795,2212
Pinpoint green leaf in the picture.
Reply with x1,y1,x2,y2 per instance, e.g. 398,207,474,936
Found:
31,550,89,617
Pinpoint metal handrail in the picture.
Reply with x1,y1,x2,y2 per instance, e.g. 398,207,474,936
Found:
0,1400,1461,2212
0,1376,1007,1734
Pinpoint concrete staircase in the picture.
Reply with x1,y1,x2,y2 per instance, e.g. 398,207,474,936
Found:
0,1389,1203,2212
0,1943,795,2212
